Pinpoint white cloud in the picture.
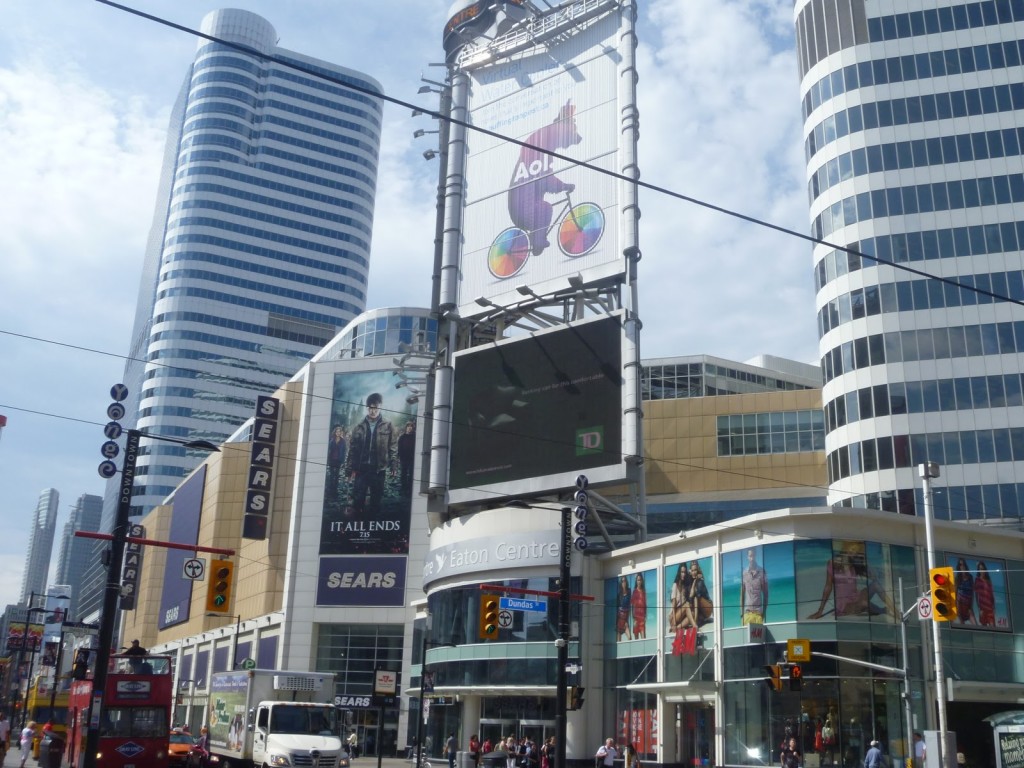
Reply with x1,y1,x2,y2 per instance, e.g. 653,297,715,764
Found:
0,57,167,610
634,0,817,363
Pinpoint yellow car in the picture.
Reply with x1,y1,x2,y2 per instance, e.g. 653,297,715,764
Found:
169,730,196,766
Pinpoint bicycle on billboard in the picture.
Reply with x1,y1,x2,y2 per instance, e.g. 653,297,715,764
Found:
487,99,605,279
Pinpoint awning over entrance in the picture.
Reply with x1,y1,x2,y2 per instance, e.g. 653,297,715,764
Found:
949,680,1024,705
624,680,718,704
984,710,1024,726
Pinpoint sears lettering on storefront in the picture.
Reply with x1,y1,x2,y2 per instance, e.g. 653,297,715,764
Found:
335,695,372,708
325,570,397,589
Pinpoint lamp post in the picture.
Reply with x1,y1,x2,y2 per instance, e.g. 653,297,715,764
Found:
206,614,242,669
47,622,74,724
414,615,454,768
176,679,198,729
14,602,46,728
920,462,952,768
82,429,218,768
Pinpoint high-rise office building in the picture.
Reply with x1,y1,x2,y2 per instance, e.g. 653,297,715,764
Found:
797,0,1024,520
19,488,59,604
121,8,382,516
54,493,102,620
79,9,383,621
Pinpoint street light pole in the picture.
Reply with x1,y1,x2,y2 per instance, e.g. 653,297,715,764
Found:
414,616,454,768
206,613,242,669
415,615,431,768
555,507,571,768
48,624,71,723
81,428,140,768
82,428,218,768
14,600,46,728
920,462,951,768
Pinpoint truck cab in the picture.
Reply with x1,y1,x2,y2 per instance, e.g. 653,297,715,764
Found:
252,703,344,768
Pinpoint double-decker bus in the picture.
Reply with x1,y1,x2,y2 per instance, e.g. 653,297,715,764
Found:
67,654,174,768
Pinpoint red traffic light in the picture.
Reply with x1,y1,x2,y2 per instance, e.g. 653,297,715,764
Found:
789,664,803,691
930,566,955,621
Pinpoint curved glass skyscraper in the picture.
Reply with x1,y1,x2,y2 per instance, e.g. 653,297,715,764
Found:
797,0,1024,521
124,9,382,515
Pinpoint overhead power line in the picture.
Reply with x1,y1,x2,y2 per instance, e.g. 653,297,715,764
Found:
93,0,1024,312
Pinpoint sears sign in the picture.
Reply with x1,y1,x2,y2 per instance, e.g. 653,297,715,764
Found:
316,556,407,607
242,396,281,541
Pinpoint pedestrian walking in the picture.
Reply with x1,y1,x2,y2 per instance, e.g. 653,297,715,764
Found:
596,738,617,768
0,712,10,762
447,733,458,768
864,741,884,768
19,721,36,768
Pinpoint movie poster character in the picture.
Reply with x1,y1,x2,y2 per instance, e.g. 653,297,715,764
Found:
345,392,398,519
325,424,348,503
397,420,416,498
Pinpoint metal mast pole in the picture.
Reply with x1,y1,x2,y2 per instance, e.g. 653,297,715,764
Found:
920,462,950,768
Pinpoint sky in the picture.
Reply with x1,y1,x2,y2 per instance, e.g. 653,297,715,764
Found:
0,0,816,610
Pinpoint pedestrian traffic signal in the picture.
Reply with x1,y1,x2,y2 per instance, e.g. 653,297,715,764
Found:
930,566,955,622
763,664,782,692
479,594,500,640
205,559,235,614
569,686,586,710
789,664,803,691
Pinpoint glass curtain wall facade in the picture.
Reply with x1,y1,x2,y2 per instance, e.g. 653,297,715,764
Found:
123,9,382,516
796,0,1024,519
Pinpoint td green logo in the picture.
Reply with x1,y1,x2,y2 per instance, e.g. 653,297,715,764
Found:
576,426,604,456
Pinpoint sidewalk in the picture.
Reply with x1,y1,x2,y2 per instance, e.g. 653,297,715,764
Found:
0,748,422,768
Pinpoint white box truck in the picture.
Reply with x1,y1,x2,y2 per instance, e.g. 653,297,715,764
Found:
208,670,349,768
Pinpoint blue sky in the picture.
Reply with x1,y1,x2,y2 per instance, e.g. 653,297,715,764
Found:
0,0,816,608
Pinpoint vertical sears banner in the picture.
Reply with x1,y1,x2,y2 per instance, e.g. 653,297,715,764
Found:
242,395,281,540
457,8,625,315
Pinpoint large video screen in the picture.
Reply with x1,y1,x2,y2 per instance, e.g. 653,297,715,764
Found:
449,314,624,502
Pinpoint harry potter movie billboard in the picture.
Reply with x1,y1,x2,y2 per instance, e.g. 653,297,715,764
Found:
320,370,418,555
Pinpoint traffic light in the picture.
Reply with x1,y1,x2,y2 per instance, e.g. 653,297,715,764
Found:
930,566,955,622
479,594,500,640
789,664,803,691
206,559,235,614
763,664,782,692
569,686,586,710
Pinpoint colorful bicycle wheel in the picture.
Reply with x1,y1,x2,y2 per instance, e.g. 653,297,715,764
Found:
558,202,605,257
488,227,531,278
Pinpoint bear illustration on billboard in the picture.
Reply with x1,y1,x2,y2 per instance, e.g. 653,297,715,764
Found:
507,99,582,255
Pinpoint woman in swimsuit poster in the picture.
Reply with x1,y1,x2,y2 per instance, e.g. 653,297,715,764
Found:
801,540,896,620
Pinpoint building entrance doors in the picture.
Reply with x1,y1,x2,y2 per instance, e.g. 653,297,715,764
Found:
678,703,714,766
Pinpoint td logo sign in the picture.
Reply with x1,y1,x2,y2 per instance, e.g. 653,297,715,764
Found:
576,426,604,455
